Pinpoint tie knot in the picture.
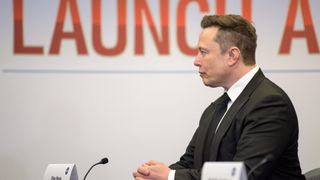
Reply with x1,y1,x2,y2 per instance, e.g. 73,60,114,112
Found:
218,93,230,105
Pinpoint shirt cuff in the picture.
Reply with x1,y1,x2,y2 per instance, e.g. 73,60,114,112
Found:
168,170,175,180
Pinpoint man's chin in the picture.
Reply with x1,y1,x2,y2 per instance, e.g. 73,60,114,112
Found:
202,80,211,87
202,79,217,88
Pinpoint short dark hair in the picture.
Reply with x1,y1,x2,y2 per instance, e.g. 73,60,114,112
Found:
201,14,257,65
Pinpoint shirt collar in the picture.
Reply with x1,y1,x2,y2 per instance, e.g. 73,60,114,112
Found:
226,66,260,103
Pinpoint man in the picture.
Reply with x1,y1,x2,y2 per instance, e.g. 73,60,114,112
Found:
133,14,305,180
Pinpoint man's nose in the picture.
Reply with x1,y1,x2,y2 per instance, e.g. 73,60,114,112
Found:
194,53,201,67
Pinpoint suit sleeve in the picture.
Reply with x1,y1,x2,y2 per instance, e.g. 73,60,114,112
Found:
169,104,214,180
169,127,202,180
169,128,197,170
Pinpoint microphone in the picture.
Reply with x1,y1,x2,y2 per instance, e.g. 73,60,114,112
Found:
247,154,274,180
83,157,109,180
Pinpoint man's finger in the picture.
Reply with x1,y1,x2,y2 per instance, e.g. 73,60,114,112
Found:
138,166,150,176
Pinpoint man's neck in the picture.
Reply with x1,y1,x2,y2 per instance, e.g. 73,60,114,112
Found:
224,64,256,90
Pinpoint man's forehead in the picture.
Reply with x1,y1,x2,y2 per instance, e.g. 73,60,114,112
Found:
199,28,218,44
199,27,218,42
201,26,219,35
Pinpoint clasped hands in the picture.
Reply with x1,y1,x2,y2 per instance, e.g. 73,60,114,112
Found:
133,160,170,180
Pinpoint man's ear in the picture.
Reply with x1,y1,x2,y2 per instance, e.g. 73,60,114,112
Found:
228,47,241,66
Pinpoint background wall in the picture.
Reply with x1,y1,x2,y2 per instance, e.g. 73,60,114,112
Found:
1,0,320,180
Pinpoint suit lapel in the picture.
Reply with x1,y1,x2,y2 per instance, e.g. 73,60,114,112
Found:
209,69,266,160
209,96,249,160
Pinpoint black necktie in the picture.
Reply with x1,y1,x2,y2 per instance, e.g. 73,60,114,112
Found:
203,93,230,161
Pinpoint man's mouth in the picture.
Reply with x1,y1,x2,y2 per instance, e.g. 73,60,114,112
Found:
199,72,205,77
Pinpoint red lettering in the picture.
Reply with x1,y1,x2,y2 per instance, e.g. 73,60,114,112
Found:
49,0,87,55
241,0,252,21
92,0,126,56
13,0,43,54
216,0,252,21
177,0,209,56
134,0,169,55
216,0,226,15
279,0,319,54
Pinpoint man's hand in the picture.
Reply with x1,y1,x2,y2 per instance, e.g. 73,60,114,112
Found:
133,160,170,180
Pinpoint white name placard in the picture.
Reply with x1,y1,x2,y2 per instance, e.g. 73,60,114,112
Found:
43,164,79,180
201,162,247,180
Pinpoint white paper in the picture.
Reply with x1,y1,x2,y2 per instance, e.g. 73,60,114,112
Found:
201,162,247,180
43,164,78,180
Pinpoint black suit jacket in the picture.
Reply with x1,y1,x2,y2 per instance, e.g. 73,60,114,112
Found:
169,69,305,180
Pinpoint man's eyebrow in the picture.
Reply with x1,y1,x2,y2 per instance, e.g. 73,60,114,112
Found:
199,47,208,51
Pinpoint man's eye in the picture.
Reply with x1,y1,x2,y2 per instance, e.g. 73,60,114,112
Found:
200,50,207,55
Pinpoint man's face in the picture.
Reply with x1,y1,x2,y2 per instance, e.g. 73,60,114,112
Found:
194,27,230,88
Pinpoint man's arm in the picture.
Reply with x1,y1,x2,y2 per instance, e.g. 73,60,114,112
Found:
132,126,202,180
133,103,214,180
168,126,203,180
169,104,215,180
233,92,299,180
169,126,198,170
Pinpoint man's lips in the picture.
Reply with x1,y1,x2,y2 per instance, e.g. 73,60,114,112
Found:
199,72,205,77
